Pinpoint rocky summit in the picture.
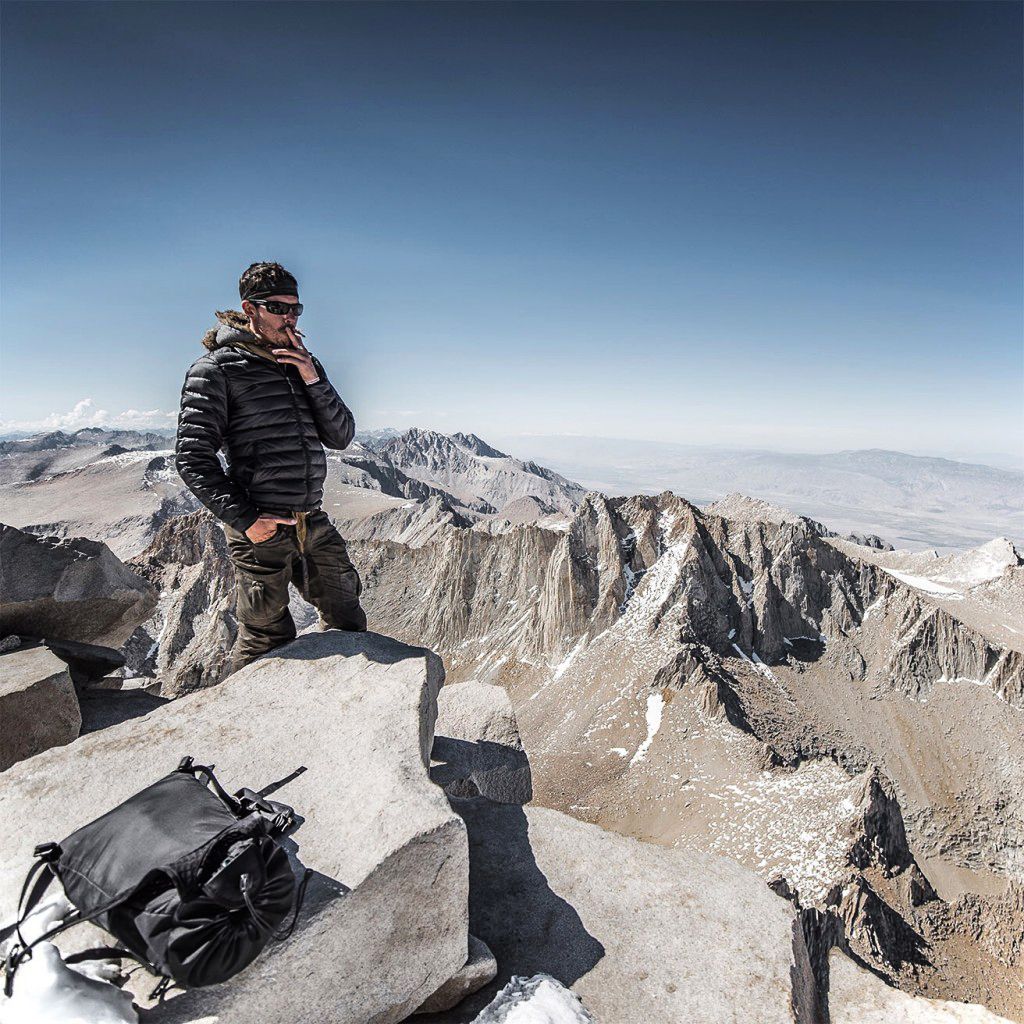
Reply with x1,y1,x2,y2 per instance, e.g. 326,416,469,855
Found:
0,427,1021,1022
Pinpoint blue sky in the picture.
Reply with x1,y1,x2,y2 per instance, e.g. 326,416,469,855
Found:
2,1,1021,460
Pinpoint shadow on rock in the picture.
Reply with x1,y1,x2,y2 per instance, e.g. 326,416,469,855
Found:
431,737,533,804
79,689,170,734
416,797,604,1023
269,630,438,668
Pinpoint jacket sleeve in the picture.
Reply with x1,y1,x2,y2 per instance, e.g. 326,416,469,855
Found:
304,355,356,450
175,358,261,533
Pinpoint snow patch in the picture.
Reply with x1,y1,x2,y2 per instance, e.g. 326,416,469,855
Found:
0,943,137,1024
750,651,778,682
471,973,596,1023
629,692,665,767
884,569,964,599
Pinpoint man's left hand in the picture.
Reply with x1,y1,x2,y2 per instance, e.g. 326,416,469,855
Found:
274,328,320,384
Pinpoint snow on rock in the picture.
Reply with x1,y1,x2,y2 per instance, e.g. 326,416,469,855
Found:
0,893,73,947
471,974,597,1023
873,537,1022,600
628,692,664,767
0,943,137,1024
884,569,964,599
552,638,586,681
95,449,174,468
676,759,863,905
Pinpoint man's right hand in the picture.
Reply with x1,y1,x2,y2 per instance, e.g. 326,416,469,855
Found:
245,514,296,544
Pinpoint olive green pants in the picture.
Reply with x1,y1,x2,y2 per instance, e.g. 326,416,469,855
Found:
223,510,367,673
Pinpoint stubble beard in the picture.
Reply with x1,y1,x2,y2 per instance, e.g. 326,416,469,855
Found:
252,316,289,348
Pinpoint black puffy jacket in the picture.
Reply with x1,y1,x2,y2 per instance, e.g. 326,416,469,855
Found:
175,310,355,533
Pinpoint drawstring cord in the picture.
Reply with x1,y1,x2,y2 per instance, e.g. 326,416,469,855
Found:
240,874,277,937
240,867,313,942
294,511,309,597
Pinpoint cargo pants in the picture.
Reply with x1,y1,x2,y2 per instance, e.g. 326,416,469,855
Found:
223,509,367,673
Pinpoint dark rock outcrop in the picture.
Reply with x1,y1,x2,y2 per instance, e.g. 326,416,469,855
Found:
0,524,157,647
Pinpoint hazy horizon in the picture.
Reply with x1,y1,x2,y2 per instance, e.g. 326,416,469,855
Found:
3,411,1021,474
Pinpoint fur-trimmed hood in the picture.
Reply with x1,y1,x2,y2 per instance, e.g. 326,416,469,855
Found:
200,309,275,360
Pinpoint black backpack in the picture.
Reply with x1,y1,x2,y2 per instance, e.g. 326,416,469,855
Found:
3,756,310,998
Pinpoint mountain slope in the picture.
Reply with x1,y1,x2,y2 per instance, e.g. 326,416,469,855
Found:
352,491,1023,1016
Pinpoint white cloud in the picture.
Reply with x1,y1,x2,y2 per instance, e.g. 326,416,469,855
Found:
0,399,177,434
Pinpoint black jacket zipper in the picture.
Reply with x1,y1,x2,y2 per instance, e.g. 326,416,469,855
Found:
279,363,312,508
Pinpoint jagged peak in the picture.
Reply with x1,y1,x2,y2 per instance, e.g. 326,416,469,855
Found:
706,492,803,526
380,428,491,468
451,432,509,459
977,536,1022,562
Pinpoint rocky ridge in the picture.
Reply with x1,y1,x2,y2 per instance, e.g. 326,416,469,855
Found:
64,485,1022,1014
0,427,584,560
346,490,1023,1017
2,429,1021,1019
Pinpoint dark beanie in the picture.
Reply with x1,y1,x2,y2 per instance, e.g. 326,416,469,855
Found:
239,262,300,302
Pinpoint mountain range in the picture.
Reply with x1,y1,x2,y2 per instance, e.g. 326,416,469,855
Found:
1,423,1022,1019
488,433,1024,553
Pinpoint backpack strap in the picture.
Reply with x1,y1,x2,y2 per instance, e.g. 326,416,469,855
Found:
63,947,166,1001
177,755,246,817
178,755,298,835
64,945,156,973
3,860,155,997
6,844,60,948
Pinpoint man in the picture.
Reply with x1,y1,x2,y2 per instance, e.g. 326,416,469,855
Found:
175,261,367,673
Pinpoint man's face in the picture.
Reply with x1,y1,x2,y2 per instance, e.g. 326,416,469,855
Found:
242,293,301,347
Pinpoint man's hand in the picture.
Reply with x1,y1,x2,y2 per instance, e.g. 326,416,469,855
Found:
245,513,296,543
273,327,320,385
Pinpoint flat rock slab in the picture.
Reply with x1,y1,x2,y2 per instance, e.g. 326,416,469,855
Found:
44,638,126,685
0,644,81,771
419,799,798,1024
0,631,469,1024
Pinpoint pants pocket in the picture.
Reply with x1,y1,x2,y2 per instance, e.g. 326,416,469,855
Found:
233,565,291,628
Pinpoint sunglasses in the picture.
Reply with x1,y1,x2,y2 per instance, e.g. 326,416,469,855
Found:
250,299,303,316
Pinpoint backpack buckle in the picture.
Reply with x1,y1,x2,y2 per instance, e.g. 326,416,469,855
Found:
4,944,27,998
33,842,60,863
